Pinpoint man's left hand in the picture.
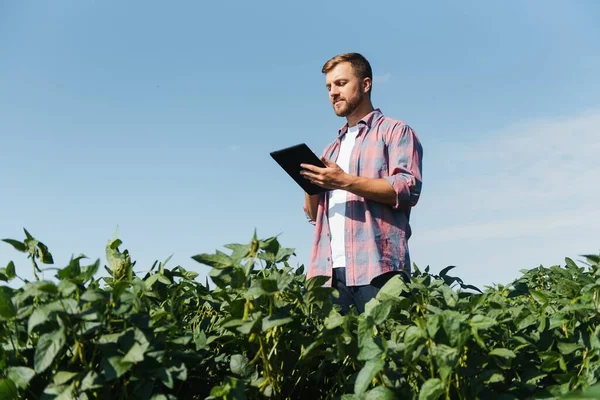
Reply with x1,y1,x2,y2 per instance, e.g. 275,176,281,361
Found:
300,158,351,190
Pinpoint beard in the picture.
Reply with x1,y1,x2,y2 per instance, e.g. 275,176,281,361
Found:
333,94,362,117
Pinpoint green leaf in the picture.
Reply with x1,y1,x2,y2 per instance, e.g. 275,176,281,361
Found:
53,371,78,385
306,275,329,291
261,315,293,332
371,300,392,325
404,326,423,351
470,315,497,330
34,327,66,373
0,379,18,400
102,356,133,381
325,310,345,330
0,286,16,320
0,261,16,282
80,371,102,391
365,386,397,400
530,290,548,305
357,337,384,361
230,354,252,377
489,348,516,359
439,265,457,277
28,298,78,334
156,367,174,389
418,378,444,400
191,251,233,269
2,239,27,252
354,358,384,394
122,328,150,363
376,275,409,300
260,279,279,294
224,243,251,264
194,329,207,350
6,367,35,390
557,342,581,355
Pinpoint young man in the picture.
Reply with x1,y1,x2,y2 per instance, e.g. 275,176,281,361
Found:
300,52,423,315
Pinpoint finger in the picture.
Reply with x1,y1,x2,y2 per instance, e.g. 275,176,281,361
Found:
300,163,323,172
321,157,336,168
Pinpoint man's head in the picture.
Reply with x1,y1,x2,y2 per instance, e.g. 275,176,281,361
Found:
322,52,373,119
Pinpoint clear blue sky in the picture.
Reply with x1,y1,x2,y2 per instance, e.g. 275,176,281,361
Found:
1,0,599,290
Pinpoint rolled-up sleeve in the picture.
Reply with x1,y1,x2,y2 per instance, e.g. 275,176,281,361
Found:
303,203,317,225
383,124,423,209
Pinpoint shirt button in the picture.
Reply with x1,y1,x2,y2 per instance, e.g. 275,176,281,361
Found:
327,257,330,261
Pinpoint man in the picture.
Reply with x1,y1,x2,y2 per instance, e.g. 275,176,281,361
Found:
300,52,423,315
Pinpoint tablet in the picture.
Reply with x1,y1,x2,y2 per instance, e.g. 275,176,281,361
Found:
270,143,331,195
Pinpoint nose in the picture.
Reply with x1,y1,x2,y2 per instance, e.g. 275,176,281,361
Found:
329,85,340,98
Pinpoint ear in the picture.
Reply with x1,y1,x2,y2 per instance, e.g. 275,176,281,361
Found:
363,77,372,95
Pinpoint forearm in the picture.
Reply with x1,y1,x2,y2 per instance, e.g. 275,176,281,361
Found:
344,175,396,206
304,192,320,222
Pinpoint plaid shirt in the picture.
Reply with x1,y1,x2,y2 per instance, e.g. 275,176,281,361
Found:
304,109,423,287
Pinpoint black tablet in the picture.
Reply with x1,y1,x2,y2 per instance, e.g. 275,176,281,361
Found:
270,143,331,195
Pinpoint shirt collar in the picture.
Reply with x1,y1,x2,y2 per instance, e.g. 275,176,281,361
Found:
337,108,384,137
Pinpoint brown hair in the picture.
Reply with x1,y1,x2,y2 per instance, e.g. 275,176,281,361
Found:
321,52,373,92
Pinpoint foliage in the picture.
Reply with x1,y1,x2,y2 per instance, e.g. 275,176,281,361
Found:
0,228,599,399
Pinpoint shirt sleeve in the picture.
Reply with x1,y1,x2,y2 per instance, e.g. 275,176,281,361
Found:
303,203,317,225
383,123,423,209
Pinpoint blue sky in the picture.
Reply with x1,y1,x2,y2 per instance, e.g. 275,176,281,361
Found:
1,0,599,290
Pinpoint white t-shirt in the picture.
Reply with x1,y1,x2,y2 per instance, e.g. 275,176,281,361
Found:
328,124,359,269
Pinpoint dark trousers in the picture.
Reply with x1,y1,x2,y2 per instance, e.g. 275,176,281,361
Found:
331,267,399,315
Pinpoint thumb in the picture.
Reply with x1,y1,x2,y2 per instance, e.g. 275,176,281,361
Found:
321,156,333,166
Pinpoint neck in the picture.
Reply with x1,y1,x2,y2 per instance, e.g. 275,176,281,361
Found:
346,100,375,127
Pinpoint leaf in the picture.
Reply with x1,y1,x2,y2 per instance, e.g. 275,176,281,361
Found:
224,243,251,263
34,327,66,373
102,356,132,381
0,261,16,282
28,298,78,334
376,275,409,300
325,310,345,330
557,341,581,355
0,286,16,320
470,315,497,330
427,314,442,338
260,279,279,294
122,328,150,363
354,358,384,394
306,275,330,291
357,337,384,361
404,326,423,351
365,386,396,400
6,367,35,389
0,379,18,400
191,251,233,269
261,315,293,332
53,371,78,385
230,354,252,377
439,265,457,277
489,348,516,359
530,290,548,305
275,246,295,262
371,300,392,325
2,239,27,252
418,378,444,400
79,371,102,391
194,329,207,351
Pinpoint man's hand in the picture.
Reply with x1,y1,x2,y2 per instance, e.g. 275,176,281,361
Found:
300,158,350,190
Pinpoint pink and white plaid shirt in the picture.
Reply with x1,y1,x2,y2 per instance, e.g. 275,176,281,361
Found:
304,109,423,287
